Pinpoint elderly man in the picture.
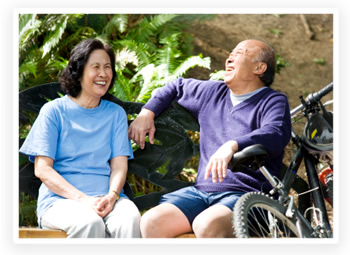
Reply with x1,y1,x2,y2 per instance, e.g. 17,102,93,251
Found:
128,39,291,238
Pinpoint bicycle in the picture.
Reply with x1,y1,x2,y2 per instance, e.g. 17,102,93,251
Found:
230,82,333,238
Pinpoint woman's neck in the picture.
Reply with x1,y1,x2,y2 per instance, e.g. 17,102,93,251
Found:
69,94,101,109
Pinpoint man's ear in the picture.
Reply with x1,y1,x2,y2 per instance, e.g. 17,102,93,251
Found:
253,62,267,75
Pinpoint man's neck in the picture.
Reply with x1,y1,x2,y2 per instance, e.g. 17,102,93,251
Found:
229,81,265,95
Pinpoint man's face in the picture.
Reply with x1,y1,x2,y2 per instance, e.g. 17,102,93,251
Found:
224,40,263,88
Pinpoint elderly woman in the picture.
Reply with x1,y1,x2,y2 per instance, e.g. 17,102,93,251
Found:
19,39,141,238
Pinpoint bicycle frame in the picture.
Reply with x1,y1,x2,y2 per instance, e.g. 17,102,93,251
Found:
259,147,332,237
231,82,333,238
258,83,333,238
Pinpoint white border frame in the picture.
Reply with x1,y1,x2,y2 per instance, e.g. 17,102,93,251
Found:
6,3,344,253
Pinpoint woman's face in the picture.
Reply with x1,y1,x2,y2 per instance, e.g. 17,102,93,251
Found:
80,49,113,100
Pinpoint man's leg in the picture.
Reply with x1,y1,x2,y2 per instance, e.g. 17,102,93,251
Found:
140,203,192,238
192,204,235,238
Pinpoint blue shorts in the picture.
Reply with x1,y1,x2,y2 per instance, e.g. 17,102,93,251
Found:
159,186,244,225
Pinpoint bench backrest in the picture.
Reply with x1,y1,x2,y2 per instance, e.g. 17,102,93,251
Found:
19,83,199,211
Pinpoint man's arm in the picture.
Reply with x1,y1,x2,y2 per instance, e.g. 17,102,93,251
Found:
128,78,216,149
204,140,239,183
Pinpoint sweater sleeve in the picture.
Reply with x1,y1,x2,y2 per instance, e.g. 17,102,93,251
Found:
235,93,292,158
143,78,216,118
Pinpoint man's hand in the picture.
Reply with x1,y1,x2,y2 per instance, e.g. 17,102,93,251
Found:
205,140,239,183
128,108,156,149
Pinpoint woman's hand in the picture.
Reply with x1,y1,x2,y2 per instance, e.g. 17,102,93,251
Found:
204,140,239,183
94,192,117,218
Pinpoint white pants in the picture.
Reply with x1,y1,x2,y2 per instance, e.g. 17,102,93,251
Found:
41,197,141,238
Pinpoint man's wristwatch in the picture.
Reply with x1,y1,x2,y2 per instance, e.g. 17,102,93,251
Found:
109,190,119,201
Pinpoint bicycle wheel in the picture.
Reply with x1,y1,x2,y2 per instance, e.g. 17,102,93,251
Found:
233,192,300,238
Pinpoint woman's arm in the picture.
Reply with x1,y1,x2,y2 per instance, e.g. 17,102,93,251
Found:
34,156,97,206
95,156,128,218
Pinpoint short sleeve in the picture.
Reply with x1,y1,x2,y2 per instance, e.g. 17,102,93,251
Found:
111,109,134,160
19,103,59,162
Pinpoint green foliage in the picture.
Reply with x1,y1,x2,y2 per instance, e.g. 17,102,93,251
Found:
109,14,213,102
130,55,211,103
19,14,87,90
18,14,214,103
19,192,38,226
313,57,325,65
275,53,291,74
269,28,282,37
209,70,226,81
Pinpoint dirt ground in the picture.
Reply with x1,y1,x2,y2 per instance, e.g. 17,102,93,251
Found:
188,14,334,109
188,13,334,229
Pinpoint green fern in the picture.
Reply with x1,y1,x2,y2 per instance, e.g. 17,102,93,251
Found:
171,55,211,79
133,55,211,103
41,15,69,57
209,70,226,81
19,15,42,61
102,14,129,35
113,70,134,101
128,14,179,42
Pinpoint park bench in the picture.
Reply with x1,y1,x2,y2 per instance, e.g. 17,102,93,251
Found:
19,82,310,239
19,82,200,238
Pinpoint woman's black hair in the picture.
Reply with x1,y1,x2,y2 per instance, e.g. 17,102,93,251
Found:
59,38,117,98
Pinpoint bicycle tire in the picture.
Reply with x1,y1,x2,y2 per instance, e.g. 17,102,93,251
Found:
233,192,301,238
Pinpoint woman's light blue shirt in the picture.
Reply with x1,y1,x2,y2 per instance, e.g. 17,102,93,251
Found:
19,95,134,226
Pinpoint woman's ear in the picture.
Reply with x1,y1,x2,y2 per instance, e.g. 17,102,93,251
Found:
253,62,267,75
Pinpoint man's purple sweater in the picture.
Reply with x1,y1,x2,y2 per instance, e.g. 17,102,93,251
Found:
144,78,291,194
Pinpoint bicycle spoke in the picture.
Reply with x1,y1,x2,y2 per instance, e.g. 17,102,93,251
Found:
245,205,296,238
247,208,268,237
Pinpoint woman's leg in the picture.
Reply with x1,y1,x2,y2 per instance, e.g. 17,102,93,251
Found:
41,199,105,238
104,197,141,238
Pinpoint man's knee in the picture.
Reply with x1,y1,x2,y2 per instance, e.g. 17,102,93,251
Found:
192,214,213,238
192,208,234,238
140,207,161,237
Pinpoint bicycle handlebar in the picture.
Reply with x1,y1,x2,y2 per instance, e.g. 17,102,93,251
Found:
306,82,333,104
290,82,333,117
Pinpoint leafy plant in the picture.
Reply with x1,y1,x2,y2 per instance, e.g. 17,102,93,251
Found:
19,192,38,226
275,53,291,74
107,14,213,102
269,28,282,38
19,14,90,90
313,57,325,65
